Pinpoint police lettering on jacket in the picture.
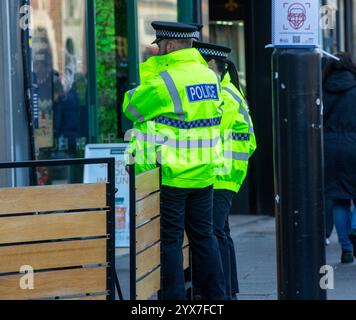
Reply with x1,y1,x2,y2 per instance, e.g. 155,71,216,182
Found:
186,84,219,102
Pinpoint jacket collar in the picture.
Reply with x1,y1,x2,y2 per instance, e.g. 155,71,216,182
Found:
140,48,207,81
221,72,231,87
159,48,208,66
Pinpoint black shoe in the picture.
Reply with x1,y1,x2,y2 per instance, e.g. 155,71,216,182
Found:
349,233,356,257
341,251,354,264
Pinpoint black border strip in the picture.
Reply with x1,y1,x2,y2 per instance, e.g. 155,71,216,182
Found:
129,164,136,300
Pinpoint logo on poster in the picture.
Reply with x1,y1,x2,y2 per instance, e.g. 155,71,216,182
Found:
287,3,307,30
272,0,319,47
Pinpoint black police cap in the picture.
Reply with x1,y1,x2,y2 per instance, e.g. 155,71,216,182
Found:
151,21,198,44
193,41,232,60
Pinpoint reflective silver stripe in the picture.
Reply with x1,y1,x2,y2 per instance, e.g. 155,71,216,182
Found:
132,130,156,143
218,101,224,115
175,136,220,149
224,151,249,161
223,87,254,134
243,100,250,112
242,100,254,134
129,88,137,99
215,73,222,92
160,71,184,120
127,105,145,123
133,130,220,149
223,87,242,103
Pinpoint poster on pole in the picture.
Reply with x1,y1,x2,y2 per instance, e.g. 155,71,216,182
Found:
272,0,320,48
84,144,130,248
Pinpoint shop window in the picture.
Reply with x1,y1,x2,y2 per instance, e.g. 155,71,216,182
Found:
31,0,89,185
137,0,178,62
210,20,247,92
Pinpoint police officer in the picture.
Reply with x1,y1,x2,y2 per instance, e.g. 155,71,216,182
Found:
123,22,226,300
194,41,257,299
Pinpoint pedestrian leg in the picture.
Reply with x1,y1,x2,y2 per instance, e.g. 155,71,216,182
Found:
349,200,356,257
351,200,356,232
333,199,353,253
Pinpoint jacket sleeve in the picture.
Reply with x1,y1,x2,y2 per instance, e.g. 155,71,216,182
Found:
122,75,171,123
231,113,250,186
249,129,257,158
241,100,257,158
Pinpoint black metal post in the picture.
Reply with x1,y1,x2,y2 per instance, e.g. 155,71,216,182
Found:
107,157,117,301
129,164,136,300
272,48,326,300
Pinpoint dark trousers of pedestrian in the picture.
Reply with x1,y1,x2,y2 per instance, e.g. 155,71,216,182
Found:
224,214,240,296
160,185,226,300
213,189,239,300
329,198,356,252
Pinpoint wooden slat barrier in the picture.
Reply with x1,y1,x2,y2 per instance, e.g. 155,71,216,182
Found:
136,218,160,254
0,182,113,301
0,239,107,274
0,211,107,244
0,267,107,300
133,168,161,300
183,246,190,271
136,192,160,226
131,167,192,300
135,168,160,201
183,232,189,248
63,295,108,301
136,267,160,301
136,243,160,280
0,184,107,215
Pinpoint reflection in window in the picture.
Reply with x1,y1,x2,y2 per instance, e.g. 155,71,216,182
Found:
321,0,344,53
137,0,178,62
31,0,88,184
96,0,129,141
68,0,77,19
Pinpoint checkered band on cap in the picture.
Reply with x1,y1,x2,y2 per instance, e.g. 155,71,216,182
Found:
156,29,196,39
197,47,229,59
192,31,201,39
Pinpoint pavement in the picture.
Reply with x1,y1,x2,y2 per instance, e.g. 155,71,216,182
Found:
116,215,356,300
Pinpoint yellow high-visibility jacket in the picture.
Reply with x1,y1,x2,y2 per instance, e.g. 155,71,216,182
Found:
214,73,257,193
123,48,224,189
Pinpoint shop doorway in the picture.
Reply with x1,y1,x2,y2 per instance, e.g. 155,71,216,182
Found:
208,0,250,215
209,20,247,92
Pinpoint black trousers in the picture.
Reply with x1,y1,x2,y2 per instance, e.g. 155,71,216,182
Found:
213,189,239,299
160,185,226,300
